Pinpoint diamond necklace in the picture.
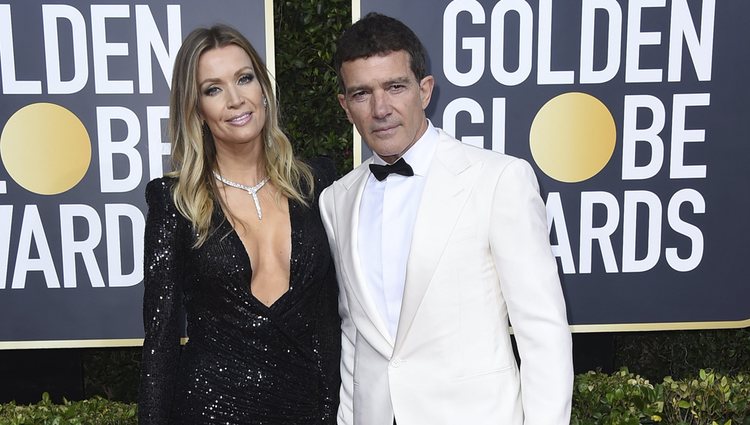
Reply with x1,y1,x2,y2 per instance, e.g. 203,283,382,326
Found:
213,171,271,220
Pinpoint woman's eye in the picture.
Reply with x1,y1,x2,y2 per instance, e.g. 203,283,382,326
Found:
204,86,220,96
239,74,255,84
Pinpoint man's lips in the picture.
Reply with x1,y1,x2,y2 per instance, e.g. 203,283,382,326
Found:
372,124,398,134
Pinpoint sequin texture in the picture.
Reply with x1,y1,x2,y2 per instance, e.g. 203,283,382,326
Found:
139,158,341,424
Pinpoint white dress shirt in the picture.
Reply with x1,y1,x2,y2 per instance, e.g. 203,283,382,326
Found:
358,121,438,337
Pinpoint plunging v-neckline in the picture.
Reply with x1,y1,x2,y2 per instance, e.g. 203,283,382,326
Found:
223,199,295,310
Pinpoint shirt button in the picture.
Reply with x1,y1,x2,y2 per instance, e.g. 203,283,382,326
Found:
391,357,402,368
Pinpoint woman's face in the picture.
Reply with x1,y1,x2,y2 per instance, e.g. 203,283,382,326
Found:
196,44,266,150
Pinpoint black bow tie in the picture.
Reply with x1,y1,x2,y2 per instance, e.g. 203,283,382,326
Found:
369,158,414,181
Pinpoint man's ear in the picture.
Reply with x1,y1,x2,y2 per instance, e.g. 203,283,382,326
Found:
419,75,435,110
338,94,354,124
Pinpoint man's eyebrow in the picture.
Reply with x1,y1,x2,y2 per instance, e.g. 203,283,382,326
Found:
345,76,412,94
344,84,369,95
383,76,411,86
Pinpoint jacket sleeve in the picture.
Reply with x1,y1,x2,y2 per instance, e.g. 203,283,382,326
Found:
488,159,574,425
138,178,184,424
319,185,355,425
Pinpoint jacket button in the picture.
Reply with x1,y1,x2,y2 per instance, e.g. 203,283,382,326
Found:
391,357,402,368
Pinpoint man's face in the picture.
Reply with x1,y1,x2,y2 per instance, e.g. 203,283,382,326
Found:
338,50,434,164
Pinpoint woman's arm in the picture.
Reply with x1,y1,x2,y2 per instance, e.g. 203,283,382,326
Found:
138,178,185,424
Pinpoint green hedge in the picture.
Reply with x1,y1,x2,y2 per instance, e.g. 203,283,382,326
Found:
274,0,353,173
0,392,136,425
4,369,749,424
572,368,750,425
615,329,750,381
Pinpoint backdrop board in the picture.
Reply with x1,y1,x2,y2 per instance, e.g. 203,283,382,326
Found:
0,0,273,349
353,0,750,331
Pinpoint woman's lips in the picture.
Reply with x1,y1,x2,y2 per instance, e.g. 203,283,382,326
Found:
227,112,251,125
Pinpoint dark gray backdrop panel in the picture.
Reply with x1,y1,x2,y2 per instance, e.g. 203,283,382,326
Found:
357,0,750,327
0,0,268,344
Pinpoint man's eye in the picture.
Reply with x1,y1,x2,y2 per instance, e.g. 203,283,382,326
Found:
390,84,405,91
351,91,367,100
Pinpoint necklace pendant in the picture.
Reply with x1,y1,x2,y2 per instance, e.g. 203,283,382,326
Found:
249,190,263,220
212,171,270,221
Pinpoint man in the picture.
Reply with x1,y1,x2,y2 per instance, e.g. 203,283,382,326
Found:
319,12,573,425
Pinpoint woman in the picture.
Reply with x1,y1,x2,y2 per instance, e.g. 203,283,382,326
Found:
138,25,340,424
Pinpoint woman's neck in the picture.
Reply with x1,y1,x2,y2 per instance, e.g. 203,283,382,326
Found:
214,143,267,185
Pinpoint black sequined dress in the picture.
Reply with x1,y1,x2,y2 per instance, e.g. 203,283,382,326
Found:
138,159,340,425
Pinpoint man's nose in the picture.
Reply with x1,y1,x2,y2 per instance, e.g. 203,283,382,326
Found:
371,90,392,118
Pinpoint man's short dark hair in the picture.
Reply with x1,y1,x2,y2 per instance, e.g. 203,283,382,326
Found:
334,12,429,91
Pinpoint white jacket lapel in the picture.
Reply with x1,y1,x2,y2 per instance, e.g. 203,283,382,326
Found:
335,161,395,347
394,132,479,351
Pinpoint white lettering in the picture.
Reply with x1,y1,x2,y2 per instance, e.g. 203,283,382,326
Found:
105,204,144,287
670,93,709,179
580,0,622,84
537,0,574,84
12,205,60,289
622,95,666,180
622,190,662,272
147,106,171,179
490,0,533,86
441,98,506,153
42,5,88,94
546,192,575,274
443,0,485,87
491,97,506,153
60,204,104,288
625,0,666,83
135,4,181,93
579,191,620,273
91,4,133,94
0,206,11,289
0,5,42,94
443,97,485,148
668,0,715,82
666,188,704,271
97,106,143,193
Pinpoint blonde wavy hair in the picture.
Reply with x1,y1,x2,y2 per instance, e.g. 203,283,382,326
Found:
168,24,314,247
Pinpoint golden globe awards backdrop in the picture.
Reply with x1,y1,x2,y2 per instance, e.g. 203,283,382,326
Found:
0,0,272,348
354,0,750,331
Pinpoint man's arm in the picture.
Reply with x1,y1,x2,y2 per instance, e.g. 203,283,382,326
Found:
319,187,355,425
336,279,356,425
488,158,574,425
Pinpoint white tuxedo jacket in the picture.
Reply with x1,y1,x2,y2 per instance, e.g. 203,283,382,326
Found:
319,130,573,425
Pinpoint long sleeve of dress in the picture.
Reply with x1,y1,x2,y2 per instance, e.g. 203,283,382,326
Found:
308,156,342,423
138,178,185,424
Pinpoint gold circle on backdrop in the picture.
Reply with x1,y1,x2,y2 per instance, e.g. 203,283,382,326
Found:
1,102,91,195
530,92,616,183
